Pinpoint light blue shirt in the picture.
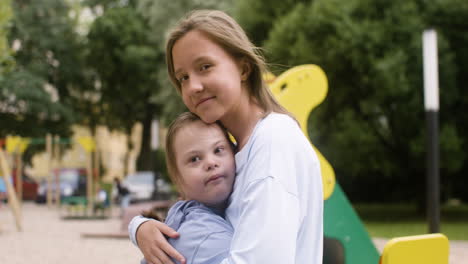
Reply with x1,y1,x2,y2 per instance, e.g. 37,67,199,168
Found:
140,200,233,264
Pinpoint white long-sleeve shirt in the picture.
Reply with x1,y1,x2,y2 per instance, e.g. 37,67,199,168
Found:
129,113,323,264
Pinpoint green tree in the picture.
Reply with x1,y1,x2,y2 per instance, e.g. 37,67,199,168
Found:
0,0,14,75
86,5,162,171
238,0,467,203
426,0,468,201
1,0,81,141
234,0,309,46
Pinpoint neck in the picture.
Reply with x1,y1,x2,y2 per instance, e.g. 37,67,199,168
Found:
220,97,265,150
208,200,228,216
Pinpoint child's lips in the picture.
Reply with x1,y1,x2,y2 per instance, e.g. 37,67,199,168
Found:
205,174,224,184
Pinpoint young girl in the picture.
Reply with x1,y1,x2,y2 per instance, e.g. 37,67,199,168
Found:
129,10,323,264
140,112,236,264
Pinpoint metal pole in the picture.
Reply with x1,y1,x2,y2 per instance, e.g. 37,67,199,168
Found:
54,135,61,207
46,134,53,207
423,29,440,233
426,111,440,233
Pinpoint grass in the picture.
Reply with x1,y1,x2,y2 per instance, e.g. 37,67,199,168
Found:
353,203,468,240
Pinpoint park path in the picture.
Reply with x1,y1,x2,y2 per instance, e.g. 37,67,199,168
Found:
0,202,142,264
1,202,467,263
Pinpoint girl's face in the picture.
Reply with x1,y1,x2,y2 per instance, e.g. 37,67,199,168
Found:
174,121,235,207
172,30,250,124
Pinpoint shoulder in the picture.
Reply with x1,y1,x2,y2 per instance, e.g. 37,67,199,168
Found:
256,113,299,136
235,112,319,192
246,113,312,159
166,200,233,233
167,202,233,263
252,113,304,147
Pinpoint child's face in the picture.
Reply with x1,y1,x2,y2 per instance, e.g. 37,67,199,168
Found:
174,121,235,207
172,30,249,124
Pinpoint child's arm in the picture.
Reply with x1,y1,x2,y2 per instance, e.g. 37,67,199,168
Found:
128,216,185,264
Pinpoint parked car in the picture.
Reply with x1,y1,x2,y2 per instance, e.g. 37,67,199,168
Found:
122,171,156,203
35,168,87,203
0,177,7,203
12,173,39,200
0,173,39,201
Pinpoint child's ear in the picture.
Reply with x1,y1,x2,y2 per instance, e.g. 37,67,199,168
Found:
240,58,251,81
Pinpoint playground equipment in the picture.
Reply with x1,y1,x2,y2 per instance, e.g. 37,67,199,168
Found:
380,233,449,264
0,149,22,231
0,134,101,216
268,65,449,264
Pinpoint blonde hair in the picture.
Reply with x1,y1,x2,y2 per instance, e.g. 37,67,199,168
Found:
165,112,234,198
165,9,293,119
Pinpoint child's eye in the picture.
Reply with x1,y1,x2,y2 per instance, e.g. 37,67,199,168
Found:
214,146,224,154
190,156,200,163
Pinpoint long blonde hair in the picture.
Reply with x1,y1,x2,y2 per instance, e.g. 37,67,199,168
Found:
165,112,234,198
165,10,293,119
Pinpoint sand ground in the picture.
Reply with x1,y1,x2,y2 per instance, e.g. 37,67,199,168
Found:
0,202,142,264
0,202,466,264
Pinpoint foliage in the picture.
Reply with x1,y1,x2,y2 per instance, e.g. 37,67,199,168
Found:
234,0,309,46
0,0,14,75
235,0,468,202
87,6,160,132
1,0,82,141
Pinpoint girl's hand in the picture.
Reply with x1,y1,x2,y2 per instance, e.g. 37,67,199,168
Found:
137,220,186,264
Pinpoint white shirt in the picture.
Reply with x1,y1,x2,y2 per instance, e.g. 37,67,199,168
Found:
129,113,323,263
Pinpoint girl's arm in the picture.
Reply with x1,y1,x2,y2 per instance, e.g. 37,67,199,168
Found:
128,216,186,264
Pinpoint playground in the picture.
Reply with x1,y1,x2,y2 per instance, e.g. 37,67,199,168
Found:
0,202,142,264
1,1,467,263
0,65,466,263
0,202,466,264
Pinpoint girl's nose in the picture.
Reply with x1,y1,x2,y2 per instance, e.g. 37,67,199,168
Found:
187,76,203,94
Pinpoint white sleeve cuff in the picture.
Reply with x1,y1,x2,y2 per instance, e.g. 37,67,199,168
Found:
128,215,153,246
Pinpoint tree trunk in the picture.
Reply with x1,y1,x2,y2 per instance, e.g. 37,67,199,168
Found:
137,104,155,172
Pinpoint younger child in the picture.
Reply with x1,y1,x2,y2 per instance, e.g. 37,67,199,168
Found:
138,112,236,264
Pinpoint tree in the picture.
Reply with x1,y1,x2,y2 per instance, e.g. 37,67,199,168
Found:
236,0,467,203
426,0,468,201
0,0,14,75
1,0,81,141
234,0,309,46
86,5,162,171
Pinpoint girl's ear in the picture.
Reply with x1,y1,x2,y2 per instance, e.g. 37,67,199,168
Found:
240,58,251,81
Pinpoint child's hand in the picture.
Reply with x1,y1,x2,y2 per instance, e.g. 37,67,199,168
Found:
136,220,186,264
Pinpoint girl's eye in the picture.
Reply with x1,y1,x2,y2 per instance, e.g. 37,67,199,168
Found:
178,74,189,83
200,64,211,71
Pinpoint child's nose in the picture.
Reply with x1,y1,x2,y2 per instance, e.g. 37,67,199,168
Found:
205,157,219,171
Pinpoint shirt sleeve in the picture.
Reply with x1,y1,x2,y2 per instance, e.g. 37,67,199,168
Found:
191,230,233,264
220,177,301,264
128,215,154,246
